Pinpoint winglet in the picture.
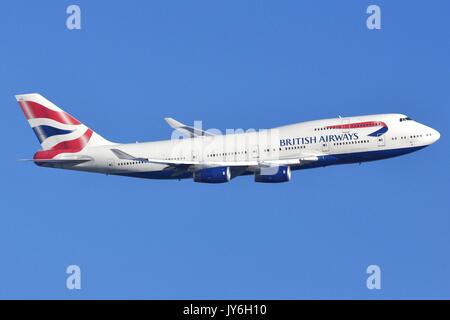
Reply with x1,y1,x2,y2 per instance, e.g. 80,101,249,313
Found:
164,117,185,129
164,117,215,138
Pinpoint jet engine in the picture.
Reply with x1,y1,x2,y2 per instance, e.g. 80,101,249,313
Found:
254,166,291,183
193,166,231,183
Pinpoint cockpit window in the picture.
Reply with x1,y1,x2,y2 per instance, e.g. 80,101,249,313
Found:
400,117,413,122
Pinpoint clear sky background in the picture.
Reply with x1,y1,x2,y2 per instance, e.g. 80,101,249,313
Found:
0,1,449,299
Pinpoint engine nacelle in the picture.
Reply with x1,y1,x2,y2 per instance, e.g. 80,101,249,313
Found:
254,166,291,183
194,166,231,183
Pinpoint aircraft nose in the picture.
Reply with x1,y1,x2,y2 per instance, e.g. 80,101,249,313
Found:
431,128,440,143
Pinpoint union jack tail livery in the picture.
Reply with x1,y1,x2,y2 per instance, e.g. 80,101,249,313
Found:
16,93,113,161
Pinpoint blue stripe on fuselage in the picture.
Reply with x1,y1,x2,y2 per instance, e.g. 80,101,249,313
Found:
368,126,388,137
297,145,426,170
115,170,193,180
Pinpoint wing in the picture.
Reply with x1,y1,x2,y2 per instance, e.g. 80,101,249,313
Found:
164,117,216,138
110,148,319,175
110,148,198,166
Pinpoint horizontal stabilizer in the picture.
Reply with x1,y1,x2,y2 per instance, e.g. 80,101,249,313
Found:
110,148,199,166
110,148,148,162
20,157,92,164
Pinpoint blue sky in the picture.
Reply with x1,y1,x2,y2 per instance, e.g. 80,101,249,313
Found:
0,0,449,299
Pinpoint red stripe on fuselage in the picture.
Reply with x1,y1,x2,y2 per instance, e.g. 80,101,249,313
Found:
326,121,387,130
18,100,81,125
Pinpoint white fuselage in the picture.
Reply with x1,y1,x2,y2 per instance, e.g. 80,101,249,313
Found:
59,113,439,180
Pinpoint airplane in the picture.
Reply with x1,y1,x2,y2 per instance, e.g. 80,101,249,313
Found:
16,93,440,183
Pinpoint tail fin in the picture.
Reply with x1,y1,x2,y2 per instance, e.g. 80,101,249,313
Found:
15,93,113,154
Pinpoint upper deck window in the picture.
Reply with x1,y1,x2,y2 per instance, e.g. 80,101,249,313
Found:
400,117,413,122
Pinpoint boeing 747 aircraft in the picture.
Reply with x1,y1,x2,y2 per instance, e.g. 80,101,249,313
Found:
16,94,440,183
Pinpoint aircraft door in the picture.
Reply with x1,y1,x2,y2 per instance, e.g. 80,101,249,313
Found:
191,149,198,161
377,134,385,147
409,135,418,146
341,119,350,133
107,158,115,173
250,144,260,160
